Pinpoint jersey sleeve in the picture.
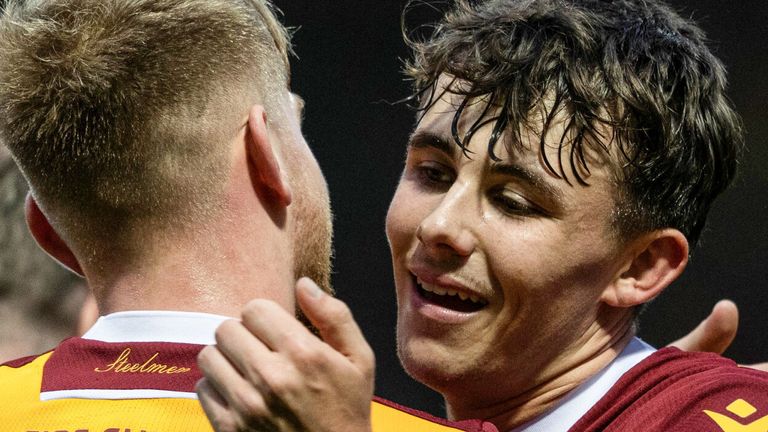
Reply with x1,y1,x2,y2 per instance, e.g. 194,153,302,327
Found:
570,348,768,432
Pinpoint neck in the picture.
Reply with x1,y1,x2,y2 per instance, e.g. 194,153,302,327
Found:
85,224,295,318
446,307,636,430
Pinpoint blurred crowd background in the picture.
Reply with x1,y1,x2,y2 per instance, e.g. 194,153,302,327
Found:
0,146,94,361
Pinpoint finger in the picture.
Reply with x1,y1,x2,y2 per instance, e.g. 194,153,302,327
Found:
214,319,274,388
239,298,316,352
197,345,268,418
196,378,238,432
296,277,375,368
668,299,739,354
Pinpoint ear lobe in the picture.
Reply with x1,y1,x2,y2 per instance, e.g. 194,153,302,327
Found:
601,229,689,308
245,104,292,207
25,194,85,277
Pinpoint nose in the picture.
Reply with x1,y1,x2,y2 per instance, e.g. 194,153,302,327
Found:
416,186,477,257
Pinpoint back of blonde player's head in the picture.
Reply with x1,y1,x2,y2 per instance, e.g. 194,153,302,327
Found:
0,0,292,262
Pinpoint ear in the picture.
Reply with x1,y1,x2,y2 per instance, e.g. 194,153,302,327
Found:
245,104,292,207
25,194,84,277
601,229,689,308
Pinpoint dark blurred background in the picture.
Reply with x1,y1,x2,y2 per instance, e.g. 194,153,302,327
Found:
272,0,768,416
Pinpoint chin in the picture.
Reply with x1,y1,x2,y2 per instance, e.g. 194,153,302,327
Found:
396,329,469,394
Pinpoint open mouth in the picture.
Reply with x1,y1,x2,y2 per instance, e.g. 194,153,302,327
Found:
414,276,488,313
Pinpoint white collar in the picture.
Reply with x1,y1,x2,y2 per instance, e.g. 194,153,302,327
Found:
510,337,656,432
81,310,233,345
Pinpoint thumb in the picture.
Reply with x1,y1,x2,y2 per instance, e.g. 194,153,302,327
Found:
668,299,738,354
295,278,375,369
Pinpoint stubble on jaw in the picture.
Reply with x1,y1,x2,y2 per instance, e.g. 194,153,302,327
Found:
290,178,334,332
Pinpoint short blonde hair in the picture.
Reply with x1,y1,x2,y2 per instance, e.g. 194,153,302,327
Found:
0,0,291,248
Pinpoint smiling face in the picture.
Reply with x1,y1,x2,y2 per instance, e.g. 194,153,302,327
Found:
386,89,638,415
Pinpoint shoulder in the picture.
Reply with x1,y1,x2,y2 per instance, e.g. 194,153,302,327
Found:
371,396,498,432
1,353,46,369
0,350,53,403
1,349,52,372
571,348,768,432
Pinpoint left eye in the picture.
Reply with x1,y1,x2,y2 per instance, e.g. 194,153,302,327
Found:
491,190,537,216
416,163,454,187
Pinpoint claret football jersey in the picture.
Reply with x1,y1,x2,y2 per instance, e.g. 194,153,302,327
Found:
0,311,498,432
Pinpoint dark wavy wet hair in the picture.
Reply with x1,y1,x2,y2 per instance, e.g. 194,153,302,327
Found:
404,0,743,246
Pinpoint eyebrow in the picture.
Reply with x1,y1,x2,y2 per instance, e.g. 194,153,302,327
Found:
408,131,565,207
407,131,458,158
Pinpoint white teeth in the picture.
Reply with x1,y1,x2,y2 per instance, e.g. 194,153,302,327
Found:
417,278,485,305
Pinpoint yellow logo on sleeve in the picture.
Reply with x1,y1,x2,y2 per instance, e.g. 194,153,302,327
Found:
704,399,768,432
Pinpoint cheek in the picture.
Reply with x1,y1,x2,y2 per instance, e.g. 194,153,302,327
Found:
481,222,594,318
385,183,421,254
305,154,327,195
483,222,561,281
488,226,618,319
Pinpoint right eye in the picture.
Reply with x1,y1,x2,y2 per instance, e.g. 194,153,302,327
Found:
414,162,455,190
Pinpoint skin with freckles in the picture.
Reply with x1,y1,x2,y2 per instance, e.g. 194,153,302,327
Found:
386,84,688,428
